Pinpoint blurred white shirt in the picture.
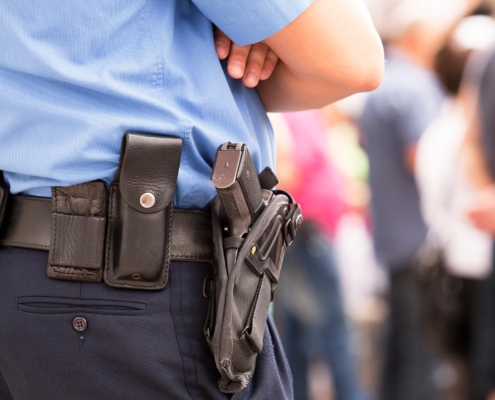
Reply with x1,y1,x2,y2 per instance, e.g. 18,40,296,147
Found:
416,102,492,279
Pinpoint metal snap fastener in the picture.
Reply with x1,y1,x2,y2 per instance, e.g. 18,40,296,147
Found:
140,192,156,208
73,317,88,332
251,245,257,255
131,273,142,281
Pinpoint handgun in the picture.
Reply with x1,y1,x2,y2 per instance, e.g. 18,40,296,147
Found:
211,142,265,240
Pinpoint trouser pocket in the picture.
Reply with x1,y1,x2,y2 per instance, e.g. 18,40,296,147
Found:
17,296,148,316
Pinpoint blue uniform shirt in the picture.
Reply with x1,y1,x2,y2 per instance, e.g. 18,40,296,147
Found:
0,0,313,209
360,49,445,268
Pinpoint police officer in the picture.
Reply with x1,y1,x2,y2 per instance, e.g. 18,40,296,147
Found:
0,0,383,398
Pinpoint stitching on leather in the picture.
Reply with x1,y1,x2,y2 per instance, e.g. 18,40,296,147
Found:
160,204,173,288
52,266,99,277
0,240,48,249
104,180,172,289
113,205,173,290
103,185,162,289
171,254,213,259
15,197,50,204
104,184,115,284
105,190,151,289
51,188,59,267
93,196,102,215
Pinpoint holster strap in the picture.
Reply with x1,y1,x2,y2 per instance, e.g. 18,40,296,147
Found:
0,195,214,263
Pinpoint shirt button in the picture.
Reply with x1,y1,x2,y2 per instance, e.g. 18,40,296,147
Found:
73,317,88,332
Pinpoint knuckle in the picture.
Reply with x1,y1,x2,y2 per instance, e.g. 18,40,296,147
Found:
248,46,268,68
247,57,264,70
252,42,269,52
265,49,279,62
230,44,250,57
263,52,279,69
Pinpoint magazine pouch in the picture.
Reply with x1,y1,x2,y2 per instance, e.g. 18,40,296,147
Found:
104,132,182,290
47,181,107,283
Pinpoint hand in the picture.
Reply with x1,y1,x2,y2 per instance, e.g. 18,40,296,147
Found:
214,28,279,88
466,186,495,235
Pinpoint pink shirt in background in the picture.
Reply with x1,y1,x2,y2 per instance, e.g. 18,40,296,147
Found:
284,110,346,238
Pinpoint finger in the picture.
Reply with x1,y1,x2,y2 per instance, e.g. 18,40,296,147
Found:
242,43,269,88
228,43,251,79
214,28,231,60
260,49,279,80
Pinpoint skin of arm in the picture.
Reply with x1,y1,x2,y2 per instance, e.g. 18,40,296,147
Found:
405,143,418,174
216,0,384,112
256,0,384,111
462,112,495,235
461,110,494,189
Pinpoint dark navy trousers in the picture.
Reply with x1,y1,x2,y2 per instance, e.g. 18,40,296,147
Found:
0,246,293,400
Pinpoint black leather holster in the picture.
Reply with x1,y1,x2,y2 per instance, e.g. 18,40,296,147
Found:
205,189,302,393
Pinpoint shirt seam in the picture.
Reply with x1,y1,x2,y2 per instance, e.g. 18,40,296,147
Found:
141,0,165,100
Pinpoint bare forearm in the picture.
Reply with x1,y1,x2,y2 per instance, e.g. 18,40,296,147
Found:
215,0,384,111
257,60,365,112
258,0,384,111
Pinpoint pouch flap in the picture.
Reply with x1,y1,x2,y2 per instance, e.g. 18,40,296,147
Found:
118,132,182,214
53,181,107,216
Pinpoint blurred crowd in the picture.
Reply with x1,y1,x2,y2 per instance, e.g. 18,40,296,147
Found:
271,1,495,399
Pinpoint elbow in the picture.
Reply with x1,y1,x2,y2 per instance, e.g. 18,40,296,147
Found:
355,58,384,93
324,38,384,96
346,42,385,94
361,46,385,92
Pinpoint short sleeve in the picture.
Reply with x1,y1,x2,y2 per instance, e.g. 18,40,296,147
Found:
191,0,314,46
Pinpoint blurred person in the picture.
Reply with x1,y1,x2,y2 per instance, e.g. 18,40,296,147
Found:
460,22,495,397
359,2,460,399
322,101,390,396
415,15,495,400
271,111,364,400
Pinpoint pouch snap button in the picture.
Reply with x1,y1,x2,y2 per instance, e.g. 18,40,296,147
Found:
140,192,155,208
73,317,88,332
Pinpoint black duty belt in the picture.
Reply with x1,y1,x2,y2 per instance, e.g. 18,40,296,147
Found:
0,133,217,290
0,194,214,262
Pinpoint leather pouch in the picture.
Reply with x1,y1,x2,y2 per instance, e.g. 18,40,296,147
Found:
47,181,107,283
104,132,182,290
0,172,8,229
